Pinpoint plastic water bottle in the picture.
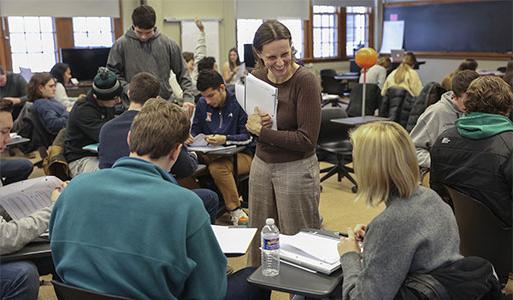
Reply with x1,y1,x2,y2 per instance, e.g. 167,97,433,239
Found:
261,218,280,276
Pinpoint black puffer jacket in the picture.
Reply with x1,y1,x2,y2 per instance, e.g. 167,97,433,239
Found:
379,87,415,128
406,82,446,132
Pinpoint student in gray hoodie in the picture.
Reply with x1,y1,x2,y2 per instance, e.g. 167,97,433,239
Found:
410,70,479,168
107,5,194,104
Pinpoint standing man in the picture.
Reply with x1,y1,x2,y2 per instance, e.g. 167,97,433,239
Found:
0,65,27,120
107,5,195,104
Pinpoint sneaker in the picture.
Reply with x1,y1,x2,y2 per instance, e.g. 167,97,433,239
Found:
230,208,248,225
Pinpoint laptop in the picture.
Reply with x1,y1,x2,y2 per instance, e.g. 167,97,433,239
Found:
391,49,405,63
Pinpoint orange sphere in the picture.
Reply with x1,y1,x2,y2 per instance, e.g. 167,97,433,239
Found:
355,48,378,69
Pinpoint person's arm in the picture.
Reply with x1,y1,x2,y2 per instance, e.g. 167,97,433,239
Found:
190,101,204,137
410,113,438,169
35,102,68,135
226,107,252,145
0,207,52,255
170,146,198,179
107,40,128,87
223,62,236,83
377,67,387,90
340,218,416,300
258,73,321,153
74,105,109,142
169,41,195,102
190,19,206,83
180,217,227,299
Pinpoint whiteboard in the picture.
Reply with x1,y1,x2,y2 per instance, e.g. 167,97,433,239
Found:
180,21,220,68
380,21,405,54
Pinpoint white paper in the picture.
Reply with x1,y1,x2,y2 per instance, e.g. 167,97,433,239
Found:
0,176,62,220
189,134,208,147
211,225,257,254
245,74,278,130
280,232,340,264
235,82,246,109
380,21,405,54
187,144,236,153
234,62,246,83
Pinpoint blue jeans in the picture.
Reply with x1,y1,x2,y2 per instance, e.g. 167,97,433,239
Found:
0,261,40,300
192,188,219,224
225,267,271,300
0,159,33,185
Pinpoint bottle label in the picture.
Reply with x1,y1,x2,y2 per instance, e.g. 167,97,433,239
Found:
263,237,279,250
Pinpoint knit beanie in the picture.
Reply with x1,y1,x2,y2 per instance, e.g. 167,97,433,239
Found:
92,67,123,100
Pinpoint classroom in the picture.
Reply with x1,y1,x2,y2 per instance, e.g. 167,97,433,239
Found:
0,0,512,299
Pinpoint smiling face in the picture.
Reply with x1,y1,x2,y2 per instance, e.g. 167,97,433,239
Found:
39,79,56,99
257,39,294,83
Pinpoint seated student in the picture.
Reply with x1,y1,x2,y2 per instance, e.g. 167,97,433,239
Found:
192,70,253,225
0,65,27,120
98,72,219,223
381,52,423,97
430,76,513,226
441,58,478,91
50,98,270,300
410,70,479,168
358,55,391,90
50,62,80,109
338,121,461,299
0,100,33,185
27,72,69,135
64,67,122,177
0,99,65,299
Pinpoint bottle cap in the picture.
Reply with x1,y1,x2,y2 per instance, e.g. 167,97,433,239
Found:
265,218,274,225
238,216,248,225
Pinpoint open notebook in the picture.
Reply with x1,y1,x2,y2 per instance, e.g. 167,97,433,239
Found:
279,231,342,275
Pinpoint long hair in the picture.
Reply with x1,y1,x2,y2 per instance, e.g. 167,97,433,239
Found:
350,121,419,206
50,63,70,84
27,72,54,101
393,53,416,84
252,20,296,70
228,47,241,70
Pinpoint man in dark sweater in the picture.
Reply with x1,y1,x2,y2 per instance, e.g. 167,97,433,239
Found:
64,67,123,177
0,65,27,120
99,72,219,223
431,76,513,226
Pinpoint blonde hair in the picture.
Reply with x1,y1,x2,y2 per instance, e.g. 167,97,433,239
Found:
393,54,415,85
350,121,419,206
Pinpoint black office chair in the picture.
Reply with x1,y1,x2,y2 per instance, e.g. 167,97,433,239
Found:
320,69,346,107
346,83,382,117
445,186,512,285
317,107,357,193
52,280,133,300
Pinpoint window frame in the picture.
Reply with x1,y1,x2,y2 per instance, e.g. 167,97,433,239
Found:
0,16,123,72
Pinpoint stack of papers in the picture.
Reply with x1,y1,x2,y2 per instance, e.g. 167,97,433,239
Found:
211,225,257,255
0,176,62,220
279,231,342,274
187,134,236,153
237,74,278,130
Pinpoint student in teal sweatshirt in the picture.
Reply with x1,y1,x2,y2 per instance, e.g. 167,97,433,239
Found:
50,98,269,300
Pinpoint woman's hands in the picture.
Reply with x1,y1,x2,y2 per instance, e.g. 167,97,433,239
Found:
338,224,366,257
246,107,272,136
51,181,68,203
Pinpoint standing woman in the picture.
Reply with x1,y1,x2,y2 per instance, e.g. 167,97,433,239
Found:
49,63,76,109
245,20,321,266
222,48,242,84
338,122,461,299
27,72,69,135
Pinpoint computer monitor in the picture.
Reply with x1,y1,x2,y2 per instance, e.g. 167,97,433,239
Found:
61,47,111,81
243,44,256,69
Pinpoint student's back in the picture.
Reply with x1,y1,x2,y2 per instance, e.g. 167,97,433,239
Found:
50,158,227,299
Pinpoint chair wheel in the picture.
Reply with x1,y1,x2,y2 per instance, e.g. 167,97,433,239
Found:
351,186,358,193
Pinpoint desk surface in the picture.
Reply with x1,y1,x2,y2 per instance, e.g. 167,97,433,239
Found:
1,240,51,262
248,263,343,298
331,116,389,126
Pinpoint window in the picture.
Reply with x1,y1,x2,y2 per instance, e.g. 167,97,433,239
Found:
7,16,57,72
72,17,114,47
346,7,372,57
312,5,338,59
278,19,304,59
